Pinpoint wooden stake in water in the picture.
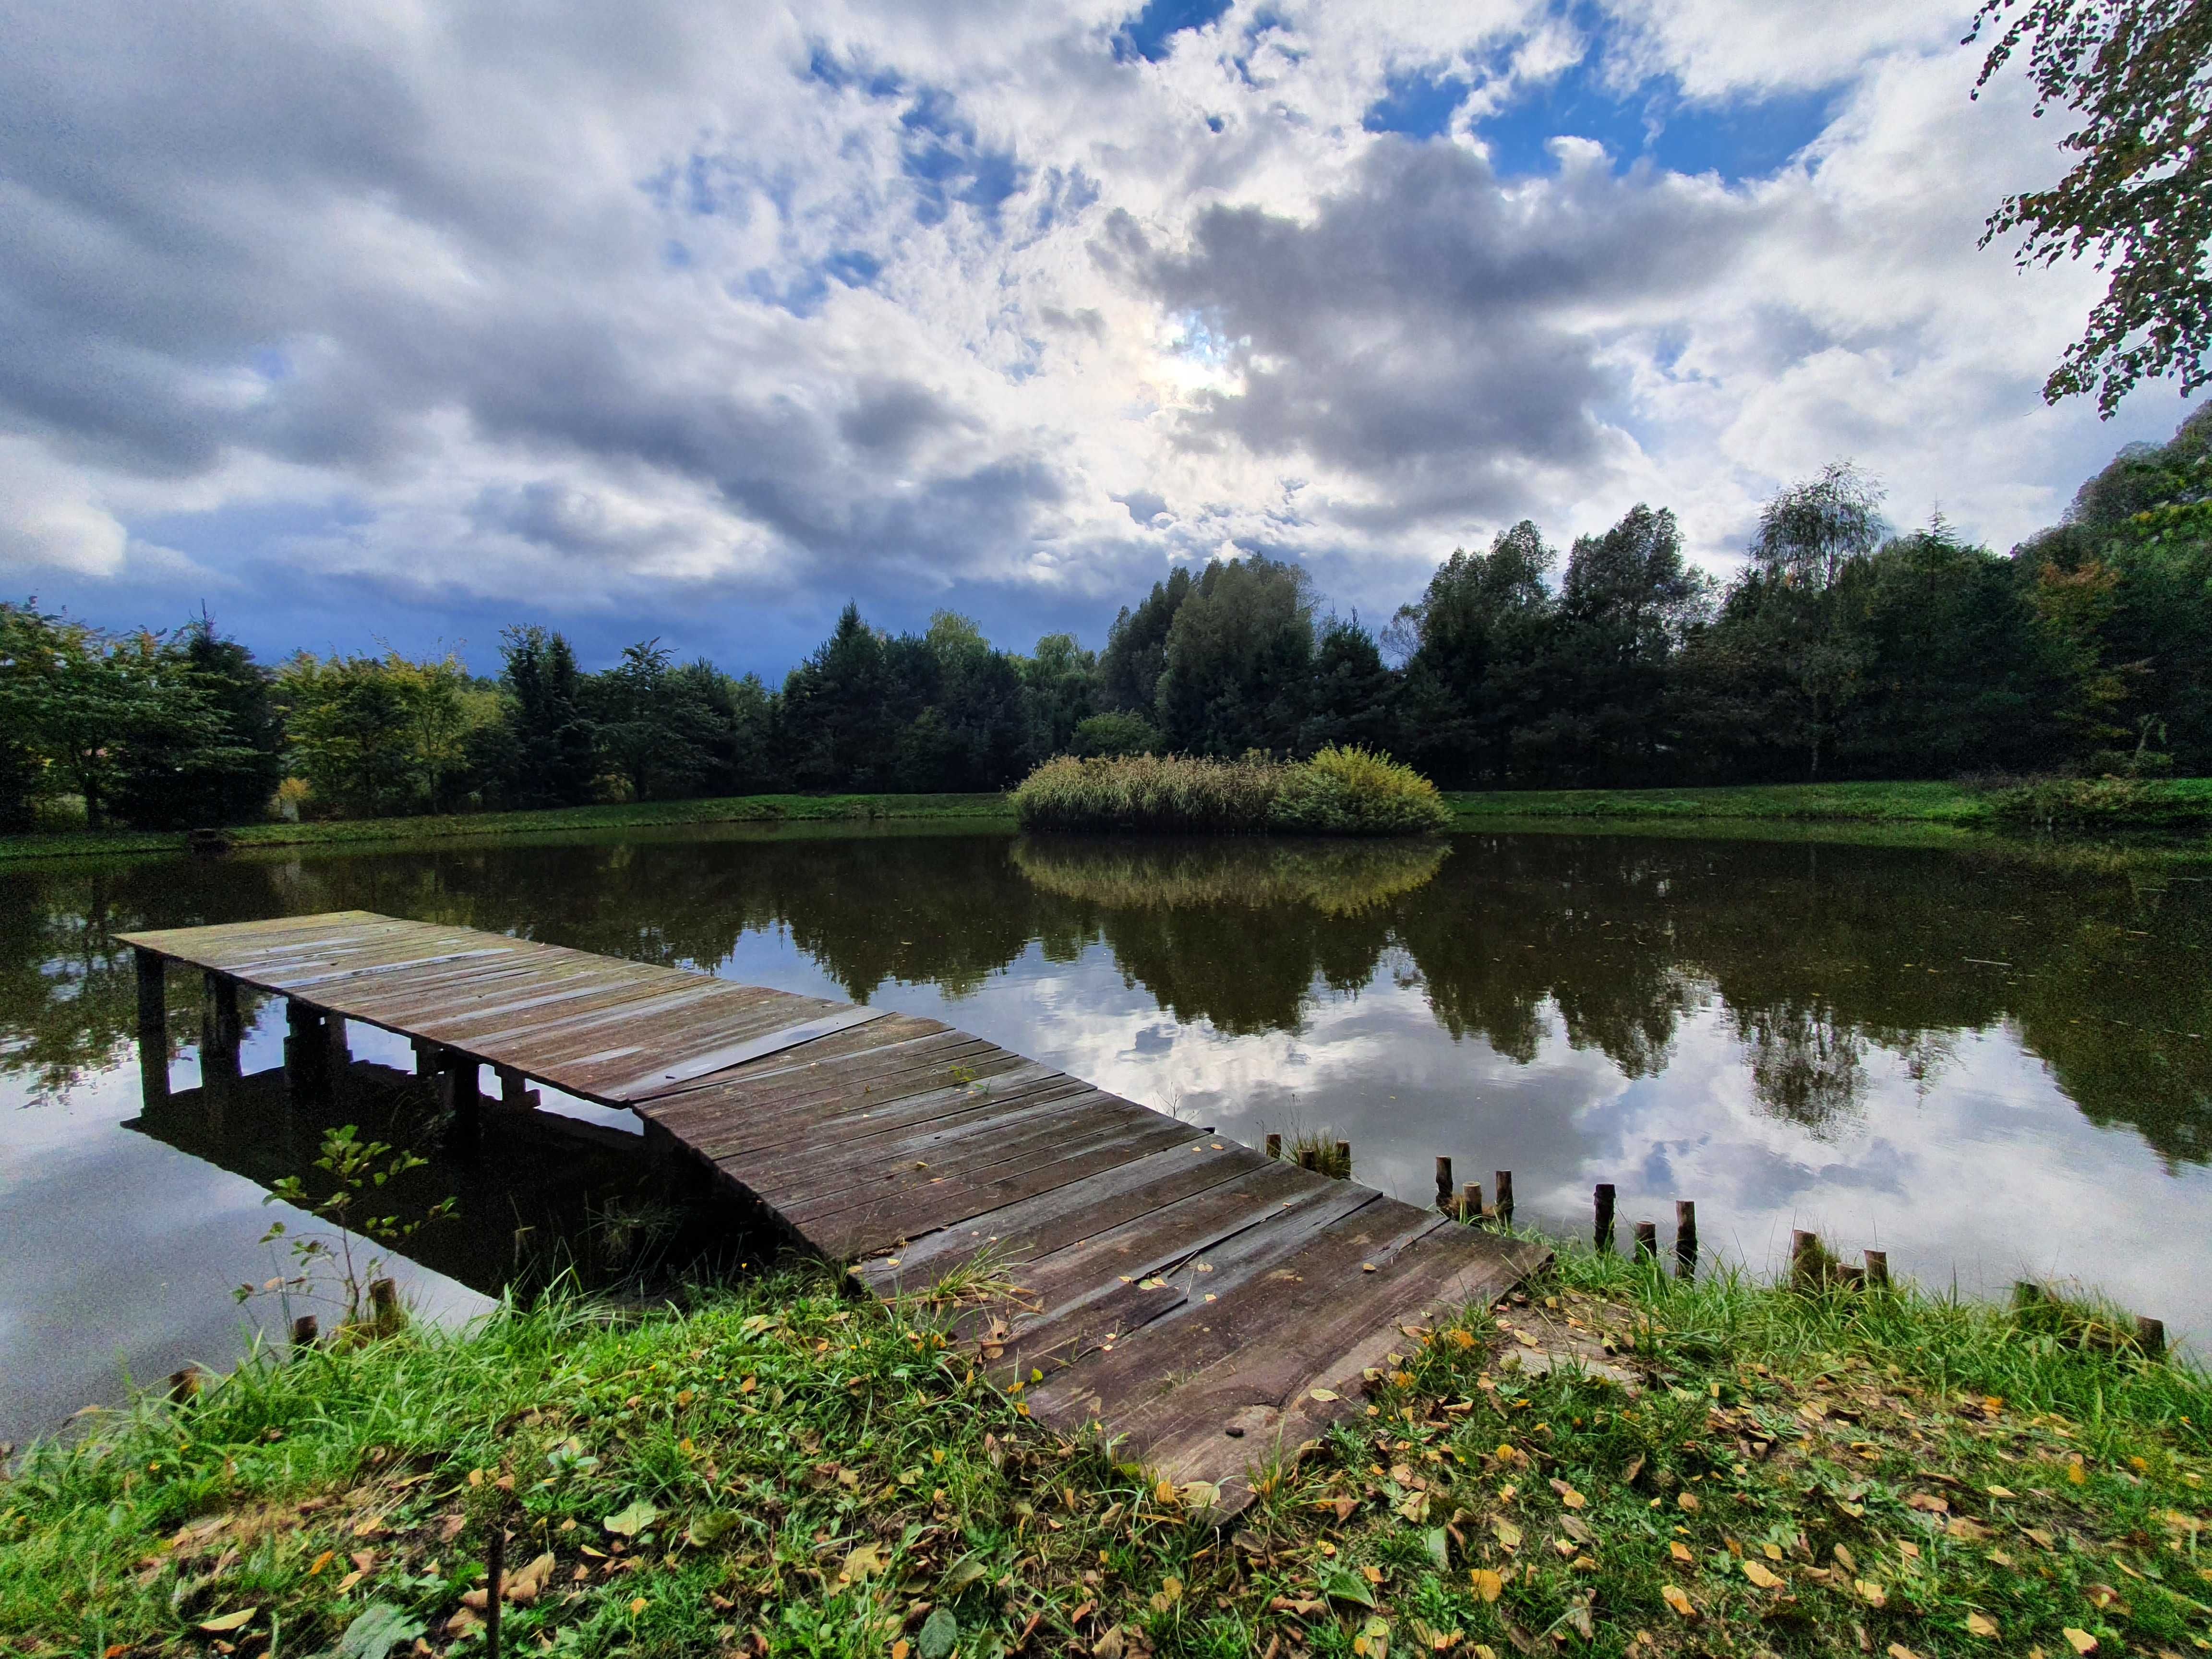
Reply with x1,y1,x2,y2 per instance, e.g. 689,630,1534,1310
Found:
1863,1250,1889,1290
1634,1221,1659,1263
2137,1315,2168,1360
291,1314,320,1349
1493,1170,1515,1229
1264,1133,1281,1161
1674,1200,1697,1280
1791,1230,1823,1293
1594,1183,1616,1253
1434,1156,1453,1213
135,949,165,1036
1334,1141,1351,1178
1461,1181,1483,1226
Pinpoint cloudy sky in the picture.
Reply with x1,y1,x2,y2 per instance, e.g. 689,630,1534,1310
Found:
0,0,2196,676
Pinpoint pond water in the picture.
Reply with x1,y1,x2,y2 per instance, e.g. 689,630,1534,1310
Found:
6,822,2211,1445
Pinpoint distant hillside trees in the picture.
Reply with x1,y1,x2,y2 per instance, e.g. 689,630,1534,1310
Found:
5,407,2210,830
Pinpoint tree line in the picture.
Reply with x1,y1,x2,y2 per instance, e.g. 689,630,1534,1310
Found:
2,408,2207,830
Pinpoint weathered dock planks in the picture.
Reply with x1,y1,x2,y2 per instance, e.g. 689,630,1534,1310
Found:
120,911,1546,1510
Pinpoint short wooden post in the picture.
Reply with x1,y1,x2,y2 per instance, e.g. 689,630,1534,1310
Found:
1634,1221,1659,1263
1863,1250,1889,1290
1434,1155,1453,1212
1493,1170,1515,1229
368,1276,404,1336
325,1012,351,1072
1791,1230,1823,1293
497,1065,536,1110
411,1036,436,1076
204,972,241,1054
1594,1183,1616,1253
135,949,166,1035
1264,1132,1282,1161
168,1364,203,1403
1297,1146,1316,1171
1460,1180,1484,1226
291,1314,320,1349
1674,1200,1697,1280
2136,1315,2167,1359
1334,1140,1351,1178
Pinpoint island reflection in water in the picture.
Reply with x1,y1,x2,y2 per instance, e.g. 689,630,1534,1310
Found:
4,822,2210,1440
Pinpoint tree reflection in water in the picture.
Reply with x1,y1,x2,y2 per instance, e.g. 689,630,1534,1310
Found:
3,824,2210,1163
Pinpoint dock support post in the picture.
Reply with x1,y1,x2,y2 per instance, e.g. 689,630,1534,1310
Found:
1460,1180,1484,1226
2137,1315,2167,1359
1334,1140,1351,1178
204,972,241,1055
325,1012,351,1073
1264,1132,1281,1161
1494,1170,1515,1229
1674,1200,1697,1280
1634,1221,1659,1264
1434,1156,1453,1213
135,950,170,1110
1593,1183,1616,1254
497,1065,537,1110
1863,1249,1888,1291
135,949,165,1036
284,1000,328,1098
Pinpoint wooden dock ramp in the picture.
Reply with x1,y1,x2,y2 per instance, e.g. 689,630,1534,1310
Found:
120,910,1546,1511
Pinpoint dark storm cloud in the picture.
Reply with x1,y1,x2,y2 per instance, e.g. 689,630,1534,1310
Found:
1130,138,1756,525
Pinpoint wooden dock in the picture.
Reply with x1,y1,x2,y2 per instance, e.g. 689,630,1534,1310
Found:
120,910,1545,1510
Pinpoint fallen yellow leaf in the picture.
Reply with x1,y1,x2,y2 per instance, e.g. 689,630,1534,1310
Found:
1887,1645,1922,1659
1669,1541,1693,1563
1468,1568,1503,1603
1660,1584,1696,1619
1965,1611,1998,1638
1743,1561,1784,1589
197,1610,256,1635
1492,1519,1521,1551
1855,1580,1887,1608
893,1643,910,1659
2062,1630,2097,1655
1309,1388,1339,1402
1677,1492,1701,1513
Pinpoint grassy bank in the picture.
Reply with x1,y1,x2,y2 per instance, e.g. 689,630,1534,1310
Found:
0,794,1012,866
6,1247,2205,1659
1448,777,2212,834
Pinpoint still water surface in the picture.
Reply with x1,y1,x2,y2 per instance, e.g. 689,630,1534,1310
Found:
6,823,2211,1443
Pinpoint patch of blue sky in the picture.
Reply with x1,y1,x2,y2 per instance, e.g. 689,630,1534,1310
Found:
1172,313,1239,369
1477,48,1838,182
739,249,884,317
250,346,292,381
803,42,903,99
899,87,1023,225
1112,0,1234,64
1362,64,1472,140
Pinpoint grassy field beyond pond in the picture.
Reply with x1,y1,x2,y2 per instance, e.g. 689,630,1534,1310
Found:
3,1246,2205,1659
1449,776,2212,834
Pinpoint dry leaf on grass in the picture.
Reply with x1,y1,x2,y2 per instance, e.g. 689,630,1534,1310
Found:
1743,1561,1784,1589
1468,1568,1503,1603
1660,1584,1696,1619
1964,1611,1998,1637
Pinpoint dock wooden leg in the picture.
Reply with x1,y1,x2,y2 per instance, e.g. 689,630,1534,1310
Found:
497,1065,538,1110
284,999,329,1097
439,1049,482,1144
1493,1170,1515,1229
135,949,166,1036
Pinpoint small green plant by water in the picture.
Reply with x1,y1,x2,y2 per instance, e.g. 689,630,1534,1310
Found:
239,1124,457,1333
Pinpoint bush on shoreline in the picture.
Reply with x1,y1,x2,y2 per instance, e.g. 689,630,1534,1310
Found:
1011,746,1451,836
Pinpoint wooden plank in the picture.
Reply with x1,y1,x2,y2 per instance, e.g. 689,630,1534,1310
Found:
1129,1239,1547,1508
800,1115,1207,1261
853,1139,1271,1293
612,1005,896,1100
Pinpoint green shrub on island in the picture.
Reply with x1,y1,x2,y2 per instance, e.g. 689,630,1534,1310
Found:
1011,746,1450,836
1010,833,1449,915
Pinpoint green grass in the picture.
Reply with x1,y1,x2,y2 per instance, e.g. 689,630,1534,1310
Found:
6,1243,2207,1659
0,794,1013,865
1449,777,2212,834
